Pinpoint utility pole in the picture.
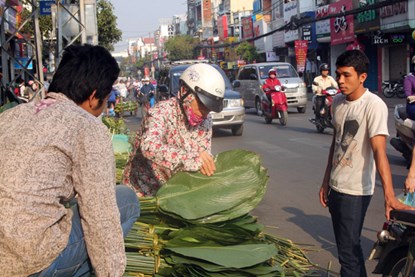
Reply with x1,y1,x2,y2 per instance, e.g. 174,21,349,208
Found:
52,0,97,67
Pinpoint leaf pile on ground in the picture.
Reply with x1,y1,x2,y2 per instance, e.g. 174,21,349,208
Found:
123,149,318,276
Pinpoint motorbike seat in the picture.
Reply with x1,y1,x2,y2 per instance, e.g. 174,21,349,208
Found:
390,210,415,225
398,106,408,120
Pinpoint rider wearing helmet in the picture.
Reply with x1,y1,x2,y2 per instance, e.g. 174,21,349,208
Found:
262,68,282,112
122,63,225,197
312,63,338,118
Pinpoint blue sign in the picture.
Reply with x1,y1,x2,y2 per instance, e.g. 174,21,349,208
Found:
39,0,54,16
14,57,33,70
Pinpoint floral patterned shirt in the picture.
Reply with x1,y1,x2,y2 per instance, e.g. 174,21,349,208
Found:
122,97,212,197
0,93,125,276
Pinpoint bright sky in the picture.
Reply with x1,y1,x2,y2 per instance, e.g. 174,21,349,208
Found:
111,0,187,52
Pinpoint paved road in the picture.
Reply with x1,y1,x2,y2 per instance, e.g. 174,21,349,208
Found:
122,93,408,276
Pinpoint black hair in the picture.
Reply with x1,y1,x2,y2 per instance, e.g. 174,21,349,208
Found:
335,50,369,76
48,44,120,105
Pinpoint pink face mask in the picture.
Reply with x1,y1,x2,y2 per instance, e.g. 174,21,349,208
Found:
186,106,204,126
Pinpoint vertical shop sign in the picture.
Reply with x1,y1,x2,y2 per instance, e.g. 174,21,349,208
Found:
241,16,253,39
330,0,354,45
202,0,212,22
217,15,228,41
294,40,308,73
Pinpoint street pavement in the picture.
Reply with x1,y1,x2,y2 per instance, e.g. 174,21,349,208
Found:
120,93,408,276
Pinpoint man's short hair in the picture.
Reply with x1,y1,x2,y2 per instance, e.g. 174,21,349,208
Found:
48,44,120,104
335,50,369,76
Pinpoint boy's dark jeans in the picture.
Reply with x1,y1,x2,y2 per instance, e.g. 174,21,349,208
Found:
328,189,372,277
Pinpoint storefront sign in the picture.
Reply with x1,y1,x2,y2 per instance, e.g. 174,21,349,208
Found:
284,0,299,42
315,4,330,38
354,0,380,34
330,0,354,45
372,32,408,45
294,40,308,73
253,19,266,52
39,0,54,16
241,16,253,39
202,0,212,23
380,2,412,30
217,15,228,41
302,25,312,42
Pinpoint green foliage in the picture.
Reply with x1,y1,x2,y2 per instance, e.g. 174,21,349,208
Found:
102,116,128,134
236,41,259,63
97,0,122,51
156,149,268,224
164,35,200,61
19,8,52,38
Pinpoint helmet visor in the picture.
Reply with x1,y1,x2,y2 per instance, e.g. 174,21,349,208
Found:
194,86,224,113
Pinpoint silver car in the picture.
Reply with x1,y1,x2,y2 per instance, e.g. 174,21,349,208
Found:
157,61,245,136
233,62,308,115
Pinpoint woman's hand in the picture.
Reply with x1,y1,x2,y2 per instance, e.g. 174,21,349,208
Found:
199,151,216,176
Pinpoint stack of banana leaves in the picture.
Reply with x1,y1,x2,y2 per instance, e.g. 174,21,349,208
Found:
123,149,319,276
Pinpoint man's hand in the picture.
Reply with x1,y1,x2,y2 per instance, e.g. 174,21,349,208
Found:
385,196,415,220
405,174,415,193
199,151,216,176
319,183,329,208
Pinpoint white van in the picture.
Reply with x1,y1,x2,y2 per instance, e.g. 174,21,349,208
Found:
233,62,308,114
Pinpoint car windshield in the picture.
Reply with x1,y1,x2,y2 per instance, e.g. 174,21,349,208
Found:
171,64,232,95
258,65,299,80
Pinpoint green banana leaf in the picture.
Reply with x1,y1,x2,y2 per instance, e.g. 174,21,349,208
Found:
157,150,268,222
164,254,283,275
165,244,278,268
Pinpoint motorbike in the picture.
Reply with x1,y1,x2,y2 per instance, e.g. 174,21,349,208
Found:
383,73,407,99
390,104,415,167
369,209,415,276
261,85,288,126
308,86,340,133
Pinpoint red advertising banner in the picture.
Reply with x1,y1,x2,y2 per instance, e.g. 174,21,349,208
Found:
294,40,308,73
330,0,354,45
217,15,228,41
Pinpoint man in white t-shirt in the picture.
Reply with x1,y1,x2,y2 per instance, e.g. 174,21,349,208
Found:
318,50,412,277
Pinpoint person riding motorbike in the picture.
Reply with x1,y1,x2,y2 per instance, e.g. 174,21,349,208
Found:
312,63,338,119
404,58,415,120
140,77,155,107
262,68,282,113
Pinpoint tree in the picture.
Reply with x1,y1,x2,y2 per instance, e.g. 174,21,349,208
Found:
97,0,122,51
164,35,199,61
19,9,52,39
235,41,258,63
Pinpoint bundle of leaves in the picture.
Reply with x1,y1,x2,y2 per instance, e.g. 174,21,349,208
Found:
124,150,317,276
115,100,138,114
102,116,129,135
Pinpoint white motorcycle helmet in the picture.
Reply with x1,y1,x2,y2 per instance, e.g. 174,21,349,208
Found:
179,63,225,113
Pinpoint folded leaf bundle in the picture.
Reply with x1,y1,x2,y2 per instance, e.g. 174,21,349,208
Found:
156,149,268,224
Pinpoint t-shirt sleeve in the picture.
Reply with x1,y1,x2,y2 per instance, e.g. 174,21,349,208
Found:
366,97,389,138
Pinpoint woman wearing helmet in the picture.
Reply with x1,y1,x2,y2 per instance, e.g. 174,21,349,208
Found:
122,63,225,197
262,68,282,112
312,63,338,119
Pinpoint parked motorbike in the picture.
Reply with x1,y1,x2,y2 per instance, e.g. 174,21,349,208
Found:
308,86,340,133
383,74,406,99
369,209,415,276
261,85,288,126
390,104,415,166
